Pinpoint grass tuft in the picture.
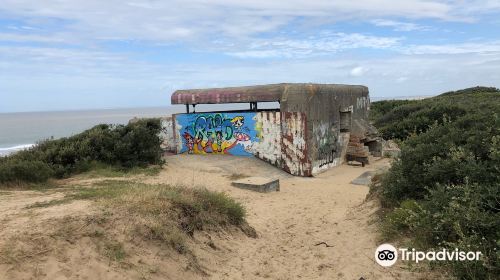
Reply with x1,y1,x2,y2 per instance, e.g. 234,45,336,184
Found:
103,240,126,261
1,180,253,269
73,181,249,252
76,162,162,179
25,198,72,209
226,173,249,181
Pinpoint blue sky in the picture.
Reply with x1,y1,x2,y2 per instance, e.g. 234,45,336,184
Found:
1,0,500,112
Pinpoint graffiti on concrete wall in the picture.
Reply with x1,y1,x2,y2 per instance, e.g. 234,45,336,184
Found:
175,112,258,156
317,146,337,168
356,96,369,110
281,112,311,176
160,117,176,153
252,111,281,165
311,121,350,174
312,122,339,173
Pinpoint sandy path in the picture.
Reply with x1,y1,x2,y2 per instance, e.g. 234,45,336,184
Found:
146,155,424,280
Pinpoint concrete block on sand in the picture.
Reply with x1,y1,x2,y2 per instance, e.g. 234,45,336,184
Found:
350,171,375,186
231,177,280,193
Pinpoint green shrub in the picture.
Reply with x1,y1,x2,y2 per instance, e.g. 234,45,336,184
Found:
372,87,500,279
381,113,499,205
369,99,417,122
162,187,247,236
0,158,53,183
381,199,422,239
0,118,164,185
439,86,500,97
410,184,499,279
372,88,499,141
194,189,246,226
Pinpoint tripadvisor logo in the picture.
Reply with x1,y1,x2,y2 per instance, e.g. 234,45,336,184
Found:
375,244,398,267
375,244,482,267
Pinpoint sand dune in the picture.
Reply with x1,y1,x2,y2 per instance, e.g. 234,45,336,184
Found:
0,155,434,279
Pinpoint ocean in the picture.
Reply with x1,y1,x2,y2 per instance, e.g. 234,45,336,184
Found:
0,107,183,156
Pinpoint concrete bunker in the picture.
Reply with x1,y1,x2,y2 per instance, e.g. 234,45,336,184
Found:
162,83,376,176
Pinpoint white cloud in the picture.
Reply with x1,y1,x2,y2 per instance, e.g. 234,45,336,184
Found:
0,1,497,52
0,1,498,60
0,0,479,44
371,19,430,31
0,33,68,43
226,32,402,58
403,41,500,54
0,46,156,79
451,0,500,17
396,76,409,83
350,66,369,77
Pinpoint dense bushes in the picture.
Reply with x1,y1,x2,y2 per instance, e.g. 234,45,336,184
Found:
0,118,164,184
381,113,499,204
439,86,500,97
0,159,54,183
373,88,498,141
370,87,500,279
369,99,416,123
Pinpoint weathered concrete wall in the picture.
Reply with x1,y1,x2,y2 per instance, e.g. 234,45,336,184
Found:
252,111,282,166
160,117,176,153
281,112,311,176
311,129,350,174
279,84,370,175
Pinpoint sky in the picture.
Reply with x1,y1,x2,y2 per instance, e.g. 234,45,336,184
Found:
1,0,500,113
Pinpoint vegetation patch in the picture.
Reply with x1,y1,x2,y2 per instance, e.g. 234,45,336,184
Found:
25,198,73,209
0,181,61,191
0,234,53,265
369,87,500,279
1,180,255,273
226,173,250,181
372,86,499,141
85,180,251,242
76,162,162,179
102,240,127,262
0,118,164,186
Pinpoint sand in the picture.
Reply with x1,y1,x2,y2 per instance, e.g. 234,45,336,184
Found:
0,155,432,279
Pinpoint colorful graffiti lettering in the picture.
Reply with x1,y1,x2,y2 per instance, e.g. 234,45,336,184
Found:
183,132,195,154
176,112,258,156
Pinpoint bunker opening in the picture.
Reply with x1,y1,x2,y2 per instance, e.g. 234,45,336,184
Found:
339,110,352,132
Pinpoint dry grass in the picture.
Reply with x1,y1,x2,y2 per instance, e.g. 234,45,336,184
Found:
0,234,53,264
0,180,61,191
1,180,255,274
226,173,250,181
76,163,162,179
25,198,72,209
